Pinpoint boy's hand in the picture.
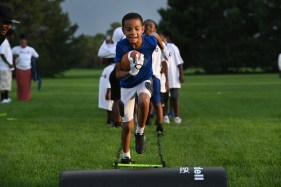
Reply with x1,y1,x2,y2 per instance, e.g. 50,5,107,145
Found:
129,52,144,76
161,48,170,61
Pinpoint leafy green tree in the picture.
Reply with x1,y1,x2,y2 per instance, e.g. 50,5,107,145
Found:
158,0,281,73
106,22,122,38
72,34,106,68
4,0,78,76
72,22,122,69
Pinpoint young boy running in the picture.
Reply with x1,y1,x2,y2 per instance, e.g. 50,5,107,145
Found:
114,12,168,163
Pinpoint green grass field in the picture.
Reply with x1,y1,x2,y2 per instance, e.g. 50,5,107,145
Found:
0,69,280,186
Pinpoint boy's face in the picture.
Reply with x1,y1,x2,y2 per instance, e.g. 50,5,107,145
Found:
0,21,12,35
20,39,27,47
122,18,144,47
144,21,156,36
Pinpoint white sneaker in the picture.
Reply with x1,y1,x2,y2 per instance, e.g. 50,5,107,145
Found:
1,99,10,104
163,115,170,124
174,117,182,124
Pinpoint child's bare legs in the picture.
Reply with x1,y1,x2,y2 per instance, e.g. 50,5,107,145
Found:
170,97,179,117
137,92,150,129
112,100,121,126
106,110,112,124
121,93,149,160
170,88,182,124
155,102,163,126
121,120,134,153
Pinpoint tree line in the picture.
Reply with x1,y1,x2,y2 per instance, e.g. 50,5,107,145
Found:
5,0,281,76
158,0,281,73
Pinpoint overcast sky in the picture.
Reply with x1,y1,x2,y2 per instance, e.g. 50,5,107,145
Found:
61,0,168,36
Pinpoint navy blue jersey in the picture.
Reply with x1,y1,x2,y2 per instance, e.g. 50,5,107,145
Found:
114,35,157,88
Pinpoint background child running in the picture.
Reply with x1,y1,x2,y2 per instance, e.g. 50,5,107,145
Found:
114,12,168,164
143,19,169,134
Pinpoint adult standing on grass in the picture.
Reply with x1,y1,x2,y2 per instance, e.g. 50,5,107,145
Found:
0,29,14,103
114,12,169,164
12,34,39,101
0,4,20,45
161,31,184,124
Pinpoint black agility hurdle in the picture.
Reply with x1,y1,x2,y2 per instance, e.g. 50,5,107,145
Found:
60,166,228,187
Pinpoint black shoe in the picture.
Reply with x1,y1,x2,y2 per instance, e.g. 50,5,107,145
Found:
113,122,122,128
156,125,164,135
121,157,135,164
135,133,146,154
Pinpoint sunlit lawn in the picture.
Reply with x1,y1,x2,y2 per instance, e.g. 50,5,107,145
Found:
0,69,280,186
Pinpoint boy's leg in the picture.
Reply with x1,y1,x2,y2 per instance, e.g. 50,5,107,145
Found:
135,92,149,154
170,88,182,124
137,92,150,129
112,100,122,127
135,79,152,154
161,92,170,123
121,119,134,162
151,76,164,133
106,110,112,124
145,102,153,125
155,103,164,131
120,88,136,162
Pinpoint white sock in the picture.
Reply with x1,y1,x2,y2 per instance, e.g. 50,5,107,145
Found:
135,126,144,135
122,150,130,159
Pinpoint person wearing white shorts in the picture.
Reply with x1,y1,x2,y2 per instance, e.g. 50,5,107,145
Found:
120,79,152,122
114,13,169,164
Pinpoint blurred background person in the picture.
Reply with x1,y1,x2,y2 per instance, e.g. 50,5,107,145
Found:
278,53,281,78
0,29,14,103
0,4,20,45
98,27,125,126
161,30,184,124
144,19,168,134
12,34,39,101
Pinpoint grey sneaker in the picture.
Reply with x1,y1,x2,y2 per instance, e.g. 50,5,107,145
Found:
135,133,146,154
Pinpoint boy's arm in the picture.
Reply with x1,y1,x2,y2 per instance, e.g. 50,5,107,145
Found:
149,32,165,50
178,64,185,83
105,88,111,100
161,60,169,91
0,54,13,68
115,62,130,79
150,32,169,61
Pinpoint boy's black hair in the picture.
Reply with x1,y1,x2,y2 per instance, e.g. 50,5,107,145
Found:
20,34,27,40
143,19,158,31
161,30,172,41
122,12,143,28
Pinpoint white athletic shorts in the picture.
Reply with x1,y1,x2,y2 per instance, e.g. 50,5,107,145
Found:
120,79,152,122
0,70,12,91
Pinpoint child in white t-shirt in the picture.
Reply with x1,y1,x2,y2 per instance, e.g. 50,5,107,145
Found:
161,31,184,124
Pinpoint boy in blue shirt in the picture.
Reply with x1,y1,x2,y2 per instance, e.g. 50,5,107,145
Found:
114,12,168,164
